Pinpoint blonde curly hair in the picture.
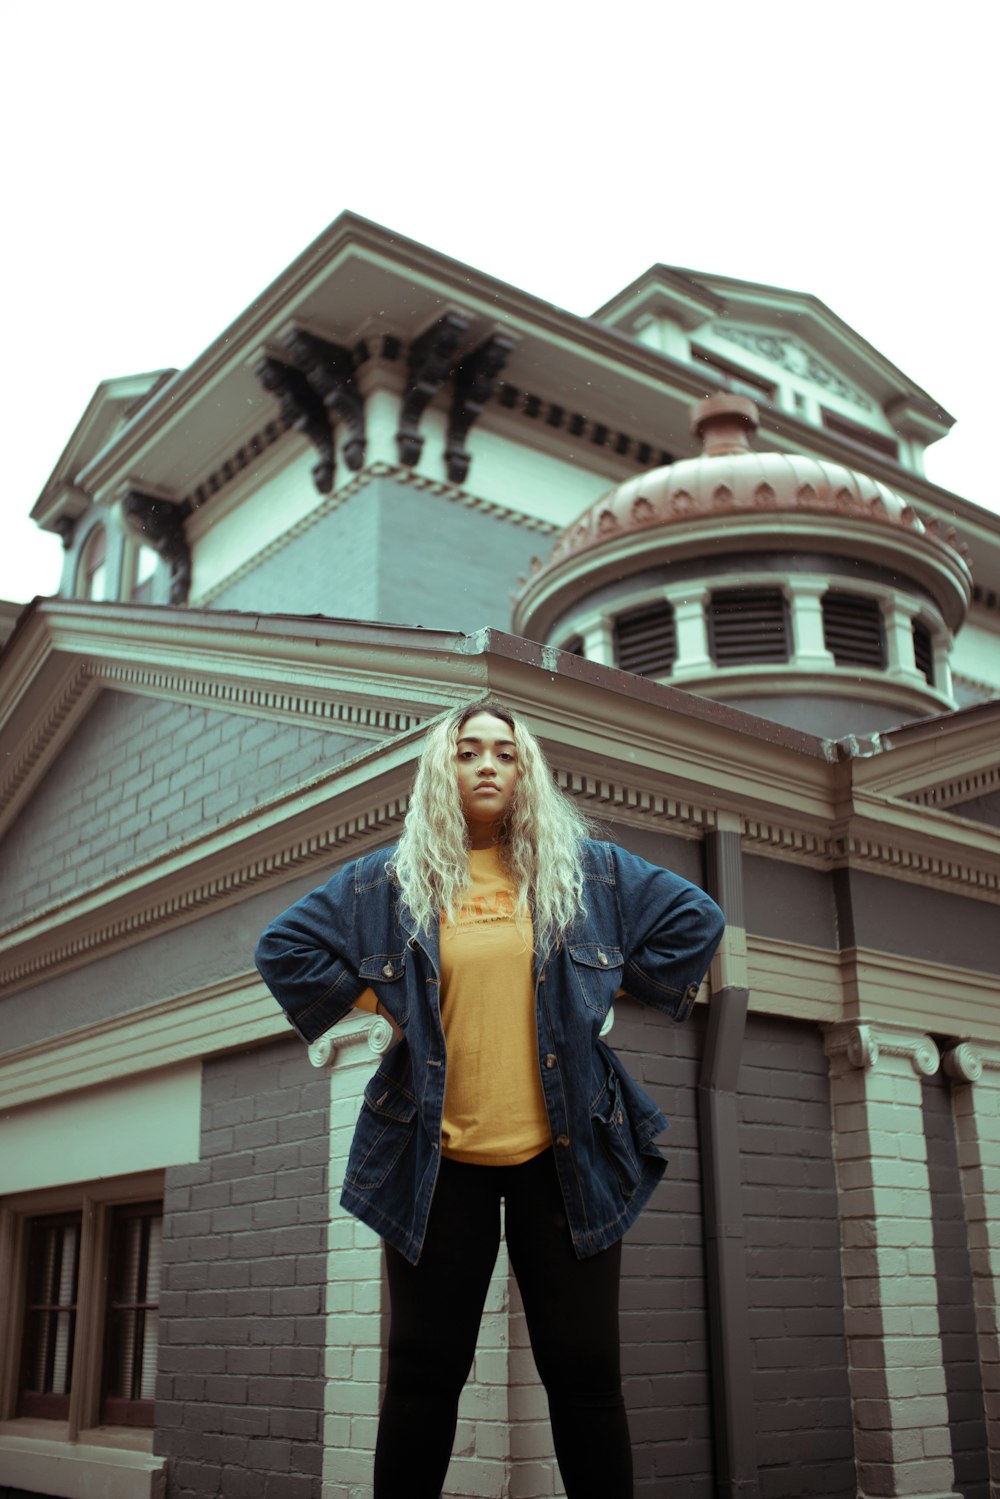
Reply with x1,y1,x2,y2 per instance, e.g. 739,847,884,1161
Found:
391,699,590,952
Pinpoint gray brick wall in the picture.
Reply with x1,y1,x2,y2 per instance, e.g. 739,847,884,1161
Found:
0,690,365,928
209,477,544,635
740,1015,855,1499
615,1002,713,1499
155,1037,328,1499
924,1069,989,1499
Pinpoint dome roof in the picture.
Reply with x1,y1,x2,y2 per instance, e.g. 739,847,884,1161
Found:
525,394,969,584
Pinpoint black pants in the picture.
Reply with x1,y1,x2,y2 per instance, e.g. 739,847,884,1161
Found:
373,1149,633,1499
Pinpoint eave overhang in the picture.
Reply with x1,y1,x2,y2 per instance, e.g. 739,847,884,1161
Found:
1,601,999,1008
41,212,983,563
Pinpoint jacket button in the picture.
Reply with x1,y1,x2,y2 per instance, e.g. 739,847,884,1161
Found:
556,1133,570,1148
597,951,609,967
544,1053,557,1069
686,983,698,999
382,962,394,978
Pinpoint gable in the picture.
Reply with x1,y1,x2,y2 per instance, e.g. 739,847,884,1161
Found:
0,689,369,931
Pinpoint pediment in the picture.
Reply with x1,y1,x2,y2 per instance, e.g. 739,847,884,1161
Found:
849,700,1000,816
593,263,953,440
0,598,470,851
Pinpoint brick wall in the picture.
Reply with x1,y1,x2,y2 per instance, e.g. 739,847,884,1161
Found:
0,690,364,928
924,1068,989,1499
154,1038,329,1499
210,478,544,636
616,1000,712,1499
741,1015,854,1499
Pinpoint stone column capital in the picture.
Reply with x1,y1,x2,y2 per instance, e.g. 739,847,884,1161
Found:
824,1020,940,1077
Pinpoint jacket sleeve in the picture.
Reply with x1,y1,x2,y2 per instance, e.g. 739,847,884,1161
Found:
609,843,726,1022
255,859,369,1043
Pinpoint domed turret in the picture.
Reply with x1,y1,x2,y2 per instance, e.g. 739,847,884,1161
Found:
512,395,973,736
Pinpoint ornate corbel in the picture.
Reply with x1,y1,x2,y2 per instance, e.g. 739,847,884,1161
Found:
53,515,78,550
254,354,335,494
445,332,514,483
121,491,192,604
283,330,366,472
397,312,469,466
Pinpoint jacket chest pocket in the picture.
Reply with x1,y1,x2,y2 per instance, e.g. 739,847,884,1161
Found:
346,1072,418,1191
358,951,409,1025
567,943,624,1016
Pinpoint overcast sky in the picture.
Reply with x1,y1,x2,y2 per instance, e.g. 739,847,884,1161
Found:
1,0,993,606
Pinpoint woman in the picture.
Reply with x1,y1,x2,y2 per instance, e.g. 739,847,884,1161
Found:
255,699,724,1499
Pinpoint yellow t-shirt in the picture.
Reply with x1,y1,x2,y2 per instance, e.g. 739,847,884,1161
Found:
354,846,551,1165
438,846,551,1164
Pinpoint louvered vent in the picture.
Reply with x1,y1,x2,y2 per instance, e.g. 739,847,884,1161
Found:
913,619,935,685
614,602,676,677
822,592,885,668
561,635,585,657
709,588,789,664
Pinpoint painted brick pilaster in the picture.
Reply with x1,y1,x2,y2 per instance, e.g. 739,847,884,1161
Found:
944,1041,1000,1499
316,1019,514,1499
825,1022,960,1499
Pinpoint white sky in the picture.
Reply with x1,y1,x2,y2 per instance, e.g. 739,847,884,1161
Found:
1,0,994,605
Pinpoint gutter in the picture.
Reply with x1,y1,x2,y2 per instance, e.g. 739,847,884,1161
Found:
700,816,759,1498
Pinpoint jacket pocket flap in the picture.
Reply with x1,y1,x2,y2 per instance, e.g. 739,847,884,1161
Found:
568,943,623,971
359,952,408,983
363,1074,418,1123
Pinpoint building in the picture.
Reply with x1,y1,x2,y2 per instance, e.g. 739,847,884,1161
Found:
1,212,999,1499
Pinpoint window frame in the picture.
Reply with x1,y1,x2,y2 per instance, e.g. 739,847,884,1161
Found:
0,1172,163,1441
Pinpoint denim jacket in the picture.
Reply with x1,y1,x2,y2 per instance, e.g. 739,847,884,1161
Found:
255,839,724,1264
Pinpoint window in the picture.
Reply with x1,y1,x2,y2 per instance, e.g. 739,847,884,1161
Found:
614,602,677,677
18,1214,81,1419
78,525,108,601
709,588,789,665
127,543,159,602
1,1177,163,1433
822,592,885,669
820,408,899,462
690,345,776,403
913,619,935,685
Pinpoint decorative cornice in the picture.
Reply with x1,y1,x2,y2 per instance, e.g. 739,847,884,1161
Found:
0,666,98,840
831,829,1000,900
825,1021,940,1076
552,767,717,834
495,380,674,470
740,816,833,864
904,764,1000,809
89,660,424,733
194,461,558,607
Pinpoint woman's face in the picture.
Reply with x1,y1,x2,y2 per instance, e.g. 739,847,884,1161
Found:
455,711,519,846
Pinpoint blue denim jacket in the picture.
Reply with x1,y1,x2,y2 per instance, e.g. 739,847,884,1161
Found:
255,839,724,1264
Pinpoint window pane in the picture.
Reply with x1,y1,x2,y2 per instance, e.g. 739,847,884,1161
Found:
19,1214,81,1413
105,1205,162,1418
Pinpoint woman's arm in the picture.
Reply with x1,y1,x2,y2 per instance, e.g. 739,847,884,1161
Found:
609,844,725,1022
255,860,368,1043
